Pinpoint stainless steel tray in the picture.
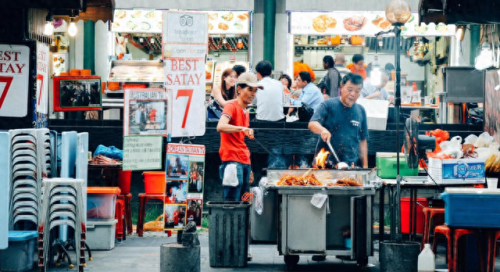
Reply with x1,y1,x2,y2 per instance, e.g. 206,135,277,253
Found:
266,169,377,185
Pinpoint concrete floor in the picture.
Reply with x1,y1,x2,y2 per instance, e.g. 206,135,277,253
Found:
37,230,500,272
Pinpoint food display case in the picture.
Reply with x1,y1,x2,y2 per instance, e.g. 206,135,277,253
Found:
106,60,164,93
261,169,377,270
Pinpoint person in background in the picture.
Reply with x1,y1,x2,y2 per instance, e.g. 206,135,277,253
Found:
318,55,341,98
232,65,247,77
279,74,293,94
288,71,324,121
308,73,368,168
334,53,351,79
385,63,395,81
347,54,367,79
362,67,394,103
317,82,330,100
207,68,237,120
254,61,285,122
294,61,316,83
217,72,261,201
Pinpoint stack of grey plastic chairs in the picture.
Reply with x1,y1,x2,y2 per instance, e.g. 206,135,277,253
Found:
38,178,86,272
8,128,52,231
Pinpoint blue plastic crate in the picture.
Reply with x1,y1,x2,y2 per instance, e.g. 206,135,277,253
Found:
442,189,500,228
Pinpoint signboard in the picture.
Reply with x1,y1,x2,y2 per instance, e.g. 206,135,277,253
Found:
123,136,163,170
113,9,250,35
164,143,205,230
52,76,102,112
36,42,49,114
290,12,455,37
163,11,208,137
0,44,30,117
123,88,168,136
111,9,163,33
206,11,250,35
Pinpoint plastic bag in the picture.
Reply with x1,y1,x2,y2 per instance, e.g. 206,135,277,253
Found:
464,134,479,146
251,187,263,215
476,132,494,148
439,136,463,159
94,145,123,160
222,163,239,187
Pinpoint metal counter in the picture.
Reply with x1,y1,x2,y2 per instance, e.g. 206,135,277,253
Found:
257,169,376,269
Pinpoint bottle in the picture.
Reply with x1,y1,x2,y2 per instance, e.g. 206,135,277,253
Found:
418,243,435,272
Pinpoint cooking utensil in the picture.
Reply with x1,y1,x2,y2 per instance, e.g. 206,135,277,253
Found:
241,192,254,202
326,141,349,169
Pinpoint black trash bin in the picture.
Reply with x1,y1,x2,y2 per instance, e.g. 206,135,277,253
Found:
206,201,250,268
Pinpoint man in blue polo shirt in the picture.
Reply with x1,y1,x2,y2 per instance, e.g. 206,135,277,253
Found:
308,73,369,168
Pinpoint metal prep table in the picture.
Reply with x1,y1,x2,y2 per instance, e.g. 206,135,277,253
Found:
263,169,377,269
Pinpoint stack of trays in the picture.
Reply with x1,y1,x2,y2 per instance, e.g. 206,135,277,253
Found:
38,178,86,272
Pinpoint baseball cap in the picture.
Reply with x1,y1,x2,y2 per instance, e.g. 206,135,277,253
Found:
237,72,264,89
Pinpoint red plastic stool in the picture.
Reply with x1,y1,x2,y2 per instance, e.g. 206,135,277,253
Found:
486,229,500,272
115,198,125,240
137,193,167,237
432,225,484,272
421,207,445,250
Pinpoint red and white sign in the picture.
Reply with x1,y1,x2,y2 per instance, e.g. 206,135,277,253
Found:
36,42,49,114
0,44,30,117
163,11,208,137
166,58,206,137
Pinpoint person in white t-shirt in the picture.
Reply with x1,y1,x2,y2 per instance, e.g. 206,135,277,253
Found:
254,61,285,122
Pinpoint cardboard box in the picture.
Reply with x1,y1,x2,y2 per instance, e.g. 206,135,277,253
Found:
427,158,485,184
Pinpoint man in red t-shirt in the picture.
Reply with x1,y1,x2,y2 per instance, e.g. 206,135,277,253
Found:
217,72,262,201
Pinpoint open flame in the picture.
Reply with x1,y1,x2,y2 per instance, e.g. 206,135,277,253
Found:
315,148,330,169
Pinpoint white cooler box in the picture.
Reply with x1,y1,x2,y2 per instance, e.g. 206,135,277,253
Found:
427,158,485,184
86,219,118,250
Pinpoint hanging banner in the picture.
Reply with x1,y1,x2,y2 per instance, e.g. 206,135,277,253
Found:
0,44,30,117
123,88,168,136
165,143,205,230
163,11,208,137
36,42,49,114
122,136,163,170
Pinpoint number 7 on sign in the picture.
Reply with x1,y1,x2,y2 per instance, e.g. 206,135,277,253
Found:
176,89,193,129
0,76,14,109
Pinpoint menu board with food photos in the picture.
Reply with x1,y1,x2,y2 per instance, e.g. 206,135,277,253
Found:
206,11,250,34
111,9,163,33
290,11,455,37
111,9,251,35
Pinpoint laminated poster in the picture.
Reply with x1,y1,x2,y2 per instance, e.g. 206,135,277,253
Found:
122,136,163,171
165,143,206,230
123,88,167,136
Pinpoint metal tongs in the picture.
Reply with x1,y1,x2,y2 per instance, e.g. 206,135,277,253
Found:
326,141,349,170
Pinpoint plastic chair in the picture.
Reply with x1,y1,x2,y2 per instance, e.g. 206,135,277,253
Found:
486,229,500,272
432,225,484,272
421,207,445,250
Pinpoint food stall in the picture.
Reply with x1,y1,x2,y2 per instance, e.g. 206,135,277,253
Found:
287,11,460,125
108,9,253,99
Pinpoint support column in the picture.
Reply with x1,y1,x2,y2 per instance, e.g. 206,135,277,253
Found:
469,25,480,66
84,21,95,74
263,0,276,66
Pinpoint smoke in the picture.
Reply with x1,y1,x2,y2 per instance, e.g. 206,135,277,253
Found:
299,155,310,168
267,148,287,169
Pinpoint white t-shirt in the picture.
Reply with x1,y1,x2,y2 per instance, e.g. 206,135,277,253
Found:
255,77,285,121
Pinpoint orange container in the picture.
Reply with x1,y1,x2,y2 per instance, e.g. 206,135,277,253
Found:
144,172,166,194
60,72,70,76
81,69,91,76
87,187,121,195
70,69,81,76
101,82,107,94
107,82,121,91
330,35,341,45
350,35,364,46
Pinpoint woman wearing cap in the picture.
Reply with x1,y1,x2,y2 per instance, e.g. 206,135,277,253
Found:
217,72,262,201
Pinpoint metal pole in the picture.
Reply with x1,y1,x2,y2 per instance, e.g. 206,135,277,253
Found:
394,23,403,243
